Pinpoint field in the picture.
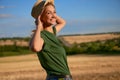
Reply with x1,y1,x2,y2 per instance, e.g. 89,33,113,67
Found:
0,33,120,46
0,54,120,80
59,33,120,45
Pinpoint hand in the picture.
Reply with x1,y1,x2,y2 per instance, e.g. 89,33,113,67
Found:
36,15,43,31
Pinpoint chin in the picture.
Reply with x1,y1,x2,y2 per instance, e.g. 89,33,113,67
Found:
52,23,56,25
46,21,56,26
49,22,56,25
52,21,57,25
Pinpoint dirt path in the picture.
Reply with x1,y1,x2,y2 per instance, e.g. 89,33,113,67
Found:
0,54,120,80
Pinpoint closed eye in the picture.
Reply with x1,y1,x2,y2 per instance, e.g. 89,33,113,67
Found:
47,12,50,14
54,11,56,13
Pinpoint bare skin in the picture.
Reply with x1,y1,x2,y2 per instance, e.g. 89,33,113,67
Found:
29,4,66,52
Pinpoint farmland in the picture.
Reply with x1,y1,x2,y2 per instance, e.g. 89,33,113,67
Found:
0,33,120,46
0,33,120,80
59,33,120,45
0,54,120,80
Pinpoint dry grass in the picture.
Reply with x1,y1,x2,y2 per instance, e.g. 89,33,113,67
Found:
0,54,120,80
60,34,120,45
0,40,28,46
0,34,120,46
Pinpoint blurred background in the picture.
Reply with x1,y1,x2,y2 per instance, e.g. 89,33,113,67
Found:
0,0,120,80
0,0,120,37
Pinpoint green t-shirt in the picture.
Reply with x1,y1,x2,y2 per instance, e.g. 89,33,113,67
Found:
37,27,70,75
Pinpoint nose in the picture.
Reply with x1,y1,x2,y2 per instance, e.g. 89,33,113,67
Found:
51,13,56,18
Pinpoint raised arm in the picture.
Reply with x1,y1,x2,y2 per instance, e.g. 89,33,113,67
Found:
54,15,66,33
29,15,44,52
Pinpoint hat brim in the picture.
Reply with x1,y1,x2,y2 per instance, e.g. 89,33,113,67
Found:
31,0,54,19
44,0,54,6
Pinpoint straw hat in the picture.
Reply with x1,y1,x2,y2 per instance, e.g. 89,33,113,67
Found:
31,0,54,19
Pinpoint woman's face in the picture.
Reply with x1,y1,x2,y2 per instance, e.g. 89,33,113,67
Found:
41,5,56,26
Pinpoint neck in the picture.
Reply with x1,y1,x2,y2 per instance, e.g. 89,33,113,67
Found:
44,26,51,30
43,25,54,34
43,23,51,28
43,23,52,29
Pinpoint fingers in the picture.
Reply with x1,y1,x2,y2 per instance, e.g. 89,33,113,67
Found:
35,15,41,26
37,15,41,22
36,14,43,28
36,9,44,26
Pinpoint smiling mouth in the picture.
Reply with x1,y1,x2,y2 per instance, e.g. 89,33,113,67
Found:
50,18,56,21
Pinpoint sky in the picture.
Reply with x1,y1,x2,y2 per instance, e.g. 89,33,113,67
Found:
0,0,120,38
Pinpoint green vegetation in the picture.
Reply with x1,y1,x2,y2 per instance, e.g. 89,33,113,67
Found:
0,36,120,57
0,37,34,57
0,45,34,57
62,38,120,55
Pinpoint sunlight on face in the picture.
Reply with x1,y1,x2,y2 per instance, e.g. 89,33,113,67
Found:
41,4,56,26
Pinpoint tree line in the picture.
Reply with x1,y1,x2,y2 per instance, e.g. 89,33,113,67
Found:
0,37,120,57
62,37,120,55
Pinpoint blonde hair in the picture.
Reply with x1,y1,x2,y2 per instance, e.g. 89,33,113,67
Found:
31,2,55,35
35,2,55,25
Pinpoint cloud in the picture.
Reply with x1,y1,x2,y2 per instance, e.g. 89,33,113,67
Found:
67,18,120,27
62,19,120,35
0,6,5,9
86,19,120,24
0,14,13,19
97,25,120,32
0,5,15,9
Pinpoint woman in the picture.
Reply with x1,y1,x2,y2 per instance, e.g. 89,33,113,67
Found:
30,0,72,80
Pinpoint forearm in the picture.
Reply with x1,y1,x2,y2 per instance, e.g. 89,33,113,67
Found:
29,27,44,52
55,15,66,33
56,15,66,25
